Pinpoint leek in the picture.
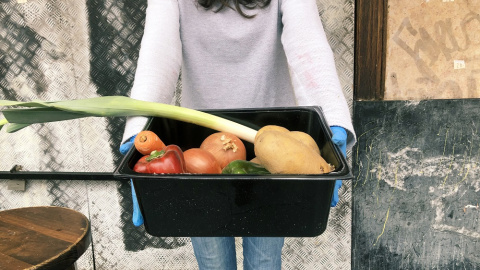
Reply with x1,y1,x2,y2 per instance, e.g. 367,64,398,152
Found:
0,118,7,131
0,96,258,143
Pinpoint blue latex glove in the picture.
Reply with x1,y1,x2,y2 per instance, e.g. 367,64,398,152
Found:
119,134,136,155
120,135,144,226
130,179,144,227
330,126,347,207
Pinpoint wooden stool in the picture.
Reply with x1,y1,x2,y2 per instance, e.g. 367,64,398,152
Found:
0,206,91,270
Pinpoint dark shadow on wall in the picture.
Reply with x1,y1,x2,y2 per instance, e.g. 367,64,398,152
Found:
0,6,67,174
0,12,47,100
86,0,188,251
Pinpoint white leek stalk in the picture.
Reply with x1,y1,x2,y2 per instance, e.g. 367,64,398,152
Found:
0,96,258,143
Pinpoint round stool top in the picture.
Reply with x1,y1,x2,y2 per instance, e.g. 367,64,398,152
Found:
0,206,91,270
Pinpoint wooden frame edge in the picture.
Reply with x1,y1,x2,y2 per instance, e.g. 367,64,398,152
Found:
354,0,387,100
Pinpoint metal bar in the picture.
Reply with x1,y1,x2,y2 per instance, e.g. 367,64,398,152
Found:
0,171,118,181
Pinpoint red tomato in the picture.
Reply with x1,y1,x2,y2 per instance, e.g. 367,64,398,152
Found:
184,148,222,174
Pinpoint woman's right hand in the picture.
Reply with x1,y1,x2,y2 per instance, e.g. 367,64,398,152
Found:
119,135,137,155
119,134,145,227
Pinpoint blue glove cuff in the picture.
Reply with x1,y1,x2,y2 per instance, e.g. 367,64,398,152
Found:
330,126,347,207
119,135,137,155
330,126,347,157
330,180,342,207
131,179,144,227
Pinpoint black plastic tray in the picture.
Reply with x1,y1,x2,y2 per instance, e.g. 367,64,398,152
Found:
114,106,352,237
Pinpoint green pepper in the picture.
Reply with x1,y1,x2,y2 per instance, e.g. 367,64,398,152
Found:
222,160,271,175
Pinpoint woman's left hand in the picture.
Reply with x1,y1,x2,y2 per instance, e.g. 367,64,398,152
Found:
330,126,347,207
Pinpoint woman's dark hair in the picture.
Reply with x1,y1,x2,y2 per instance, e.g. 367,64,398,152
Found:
197,0,272,18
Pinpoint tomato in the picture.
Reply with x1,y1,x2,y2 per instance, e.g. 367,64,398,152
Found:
200,132,247,168
184,148,222,174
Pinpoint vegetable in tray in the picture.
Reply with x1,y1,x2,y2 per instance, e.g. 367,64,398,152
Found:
133,145,186,174
222,160,270,175
0,96,334,175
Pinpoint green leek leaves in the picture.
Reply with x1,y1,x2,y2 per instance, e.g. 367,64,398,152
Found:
0,96,258,143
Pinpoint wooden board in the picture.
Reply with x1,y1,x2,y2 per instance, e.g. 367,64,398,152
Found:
385,0,480,100
352,100,480,269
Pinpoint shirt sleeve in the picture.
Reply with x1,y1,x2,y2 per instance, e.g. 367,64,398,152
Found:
122,0,182,143
280,0,356,149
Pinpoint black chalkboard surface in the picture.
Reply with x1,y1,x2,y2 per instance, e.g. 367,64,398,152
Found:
352,100,480,270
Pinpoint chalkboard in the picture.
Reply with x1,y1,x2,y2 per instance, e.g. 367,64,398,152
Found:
352,99,480,270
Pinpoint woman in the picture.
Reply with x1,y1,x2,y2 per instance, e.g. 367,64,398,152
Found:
121,0,356,269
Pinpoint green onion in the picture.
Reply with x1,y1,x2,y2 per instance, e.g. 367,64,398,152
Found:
0,96,258,143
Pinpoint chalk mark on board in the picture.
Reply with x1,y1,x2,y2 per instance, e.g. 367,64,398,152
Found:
442,131,457,187
455,166,470,188
432,224,480,239
374,207,390,246
463,204,479,212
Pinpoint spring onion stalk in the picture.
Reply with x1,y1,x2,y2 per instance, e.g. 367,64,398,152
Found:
0,96,258,143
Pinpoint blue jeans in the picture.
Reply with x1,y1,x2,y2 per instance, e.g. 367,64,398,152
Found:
191,237,284,270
